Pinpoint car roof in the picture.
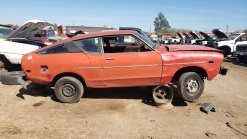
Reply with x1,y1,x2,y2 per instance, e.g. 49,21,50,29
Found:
0,26,12,29
70,30,136,41
31,30,137,54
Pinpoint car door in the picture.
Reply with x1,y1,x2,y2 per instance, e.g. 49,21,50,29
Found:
100,34,162,87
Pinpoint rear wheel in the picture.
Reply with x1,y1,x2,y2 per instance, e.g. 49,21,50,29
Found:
54,76,84,103
177,72,204,102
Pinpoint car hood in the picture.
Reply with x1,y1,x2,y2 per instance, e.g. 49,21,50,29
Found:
182,32,190,39
189,31,199,39
212,29,228,39
177,32,184,39
5,19,52,40
199,31,211,40
157,45,222,53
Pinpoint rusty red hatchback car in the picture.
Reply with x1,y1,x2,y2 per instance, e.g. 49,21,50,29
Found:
21,30,227,103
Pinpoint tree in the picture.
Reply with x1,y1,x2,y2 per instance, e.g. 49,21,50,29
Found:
53,23,58,30
154,12,170,32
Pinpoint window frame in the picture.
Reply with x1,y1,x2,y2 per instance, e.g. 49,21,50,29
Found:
73,37,102,54
100,34,154,54
36,43,69,55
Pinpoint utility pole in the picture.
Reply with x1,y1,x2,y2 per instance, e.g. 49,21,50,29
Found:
226,25,228,35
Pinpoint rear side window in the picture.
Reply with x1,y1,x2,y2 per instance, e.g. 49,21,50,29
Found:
74,37,100,53
37,44,69,55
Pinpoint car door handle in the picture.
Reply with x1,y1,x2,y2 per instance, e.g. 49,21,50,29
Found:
106,57,114,60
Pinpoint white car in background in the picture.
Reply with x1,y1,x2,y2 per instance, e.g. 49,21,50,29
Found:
182,32,196,44
168,36,180,44
199,31,217,47
212,29,247,55
150,34,158,43
0,19,51,69
0,25,13,40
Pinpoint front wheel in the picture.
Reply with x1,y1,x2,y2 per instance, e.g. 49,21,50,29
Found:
177,72,204,102
54,76,84,103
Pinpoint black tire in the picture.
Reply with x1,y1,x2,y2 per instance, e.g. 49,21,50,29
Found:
54,76,84,103
1,71,24,85
0,69,8,81
238,55,247,63
152,85,173,104
177,72,204,102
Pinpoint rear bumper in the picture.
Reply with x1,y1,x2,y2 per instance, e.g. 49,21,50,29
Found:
219,66,228,75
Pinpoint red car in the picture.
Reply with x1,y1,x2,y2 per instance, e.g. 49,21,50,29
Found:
30,29,60,44
21,30,227,103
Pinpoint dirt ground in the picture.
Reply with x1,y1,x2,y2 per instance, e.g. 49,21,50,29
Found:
0,58,247,139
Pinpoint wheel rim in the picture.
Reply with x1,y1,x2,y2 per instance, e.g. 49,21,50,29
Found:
155,87,167,100
153,86,173,103
186,78,200,96
62,83,76,97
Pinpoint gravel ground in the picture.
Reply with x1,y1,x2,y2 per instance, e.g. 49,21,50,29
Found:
0,59,246,139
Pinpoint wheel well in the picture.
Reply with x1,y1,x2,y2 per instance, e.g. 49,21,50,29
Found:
52,72,87,88
0,54,11,65
171,66,207,84
218,45,231,55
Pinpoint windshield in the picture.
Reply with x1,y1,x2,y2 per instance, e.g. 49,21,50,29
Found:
0,28,13,38
228,34,240,40
136,32,158,49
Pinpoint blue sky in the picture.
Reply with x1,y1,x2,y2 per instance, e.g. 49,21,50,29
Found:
0,0,246,32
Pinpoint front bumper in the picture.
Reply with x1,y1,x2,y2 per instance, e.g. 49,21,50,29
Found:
219,66,228,75
236,51,247,56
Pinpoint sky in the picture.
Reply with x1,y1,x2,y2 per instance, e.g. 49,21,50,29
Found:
0,0,246,32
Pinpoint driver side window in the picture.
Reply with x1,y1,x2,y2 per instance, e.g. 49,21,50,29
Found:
102,35,152,53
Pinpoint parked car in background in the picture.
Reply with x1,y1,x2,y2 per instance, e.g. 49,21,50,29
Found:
157,35,168,44
0,19,51,70
189,31,204,45
199,31,217,48
212,29,247,55
30,29,69,45
236,44,247,63
0,25,13,40
176,32,189,44
150,34,158,43
20,30,227,103
182,32,195,44
168,36,180,44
